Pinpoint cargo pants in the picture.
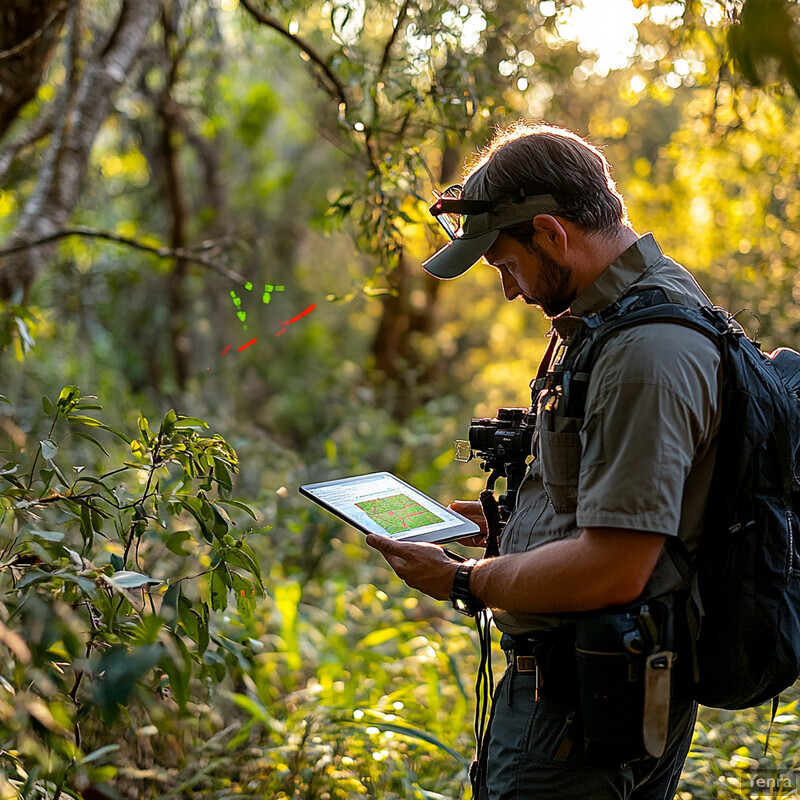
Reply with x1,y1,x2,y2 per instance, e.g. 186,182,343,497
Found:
474,647,697,800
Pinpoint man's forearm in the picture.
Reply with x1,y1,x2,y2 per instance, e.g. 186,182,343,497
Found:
468,527,666,614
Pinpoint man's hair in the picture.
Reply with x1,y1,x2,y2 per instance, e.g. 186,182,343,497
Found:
464,121,628,237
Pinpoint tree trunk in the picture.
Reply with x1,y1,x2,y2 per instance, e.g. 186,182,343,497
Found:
0,0,161,301
369,140,458,417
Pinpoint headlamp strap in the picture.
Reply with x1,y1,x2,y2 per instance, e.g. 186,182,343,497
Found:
429,197,494,217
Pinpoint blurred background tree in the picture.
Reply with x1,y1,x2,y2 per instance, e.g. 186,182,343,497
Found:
2,0,800,797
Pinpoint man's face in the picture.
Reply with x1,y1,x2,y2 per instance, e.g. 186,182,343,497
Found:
484,232,576,317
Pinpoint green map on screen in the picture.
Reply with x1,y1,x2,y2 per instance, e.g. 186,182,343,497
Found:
355,494,444,536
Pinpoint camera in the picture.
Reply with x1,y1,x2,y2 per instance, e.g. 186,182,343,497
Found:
454,407,536,520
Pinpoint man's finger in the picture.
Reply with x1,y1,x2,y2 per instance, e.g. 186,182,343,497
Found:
366,533,399,552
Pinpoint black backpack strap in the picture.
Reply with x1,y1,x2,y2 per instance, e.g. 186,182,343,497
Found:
560,294,737,420
664,537,703,685
765,695,781,757
556,291,740,676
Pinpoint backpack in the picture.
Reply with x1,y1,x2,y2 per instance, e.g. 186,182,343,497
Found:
549,287,800,710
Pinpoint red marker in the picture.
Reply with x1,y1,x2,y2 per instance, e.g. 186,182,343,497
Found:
238,338,258,352
275,304,316,336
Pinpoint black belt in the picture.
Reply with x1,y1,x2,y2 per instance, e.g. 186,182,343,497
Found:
501,626,576,655
500,628,579,700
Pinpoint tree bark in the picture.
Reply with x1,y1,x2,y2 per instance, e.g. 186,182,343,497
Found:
158,7,192,392
369,140,457,418
0,0,67,141
0,0,161,301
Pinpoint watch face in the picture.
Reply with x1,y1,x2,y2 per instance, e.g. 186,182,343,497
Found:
450,562,484,616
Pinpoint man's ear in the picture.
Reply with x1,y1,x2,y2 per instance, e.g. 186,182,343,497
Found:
532,214,569,256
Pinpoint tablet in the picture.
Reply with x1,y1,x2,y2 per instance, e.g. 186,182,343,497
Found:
299,471,480,543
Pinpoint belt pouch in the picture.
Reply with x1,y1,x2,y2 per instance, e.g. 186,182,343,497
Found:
575,611,648,766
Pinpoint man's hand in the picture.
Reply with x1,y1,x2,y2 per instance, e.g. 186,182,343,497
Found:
448,500,488,548
366,535,461,601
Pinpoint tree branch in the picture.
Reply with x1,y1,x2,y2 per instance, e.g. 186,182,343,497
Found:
0,0,162,301
0,0,68,139
159,6,192,390
0,2,67,60
0,103,55,183
238,0,348,110
0,227,248,285
378,0,409,81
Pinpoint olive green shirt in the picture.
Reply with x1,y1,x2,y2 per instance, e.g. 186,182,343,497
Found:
494,234,722,635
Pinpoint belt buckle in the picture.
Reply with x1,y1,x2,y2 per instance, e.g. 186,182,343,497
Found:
516,655,537,673
515,654,541,701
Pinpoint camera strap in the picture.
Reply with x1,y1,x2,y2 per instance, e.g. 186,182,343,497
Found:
479,488,503,558
469,332,565,793
470,606,494,796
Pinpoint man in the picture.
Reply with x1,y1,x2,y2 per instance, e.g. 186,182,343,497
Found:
367,121,721,799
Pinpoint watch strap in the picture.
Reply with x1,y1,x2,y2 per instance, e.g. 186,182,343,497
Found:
450,559,485,616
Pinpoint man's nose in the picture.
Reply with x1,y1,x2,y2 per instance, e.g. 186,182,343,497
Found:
501,272,521,301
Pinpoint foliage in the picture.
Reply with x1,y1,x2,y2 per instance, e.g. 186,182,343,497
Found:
0,386,264,797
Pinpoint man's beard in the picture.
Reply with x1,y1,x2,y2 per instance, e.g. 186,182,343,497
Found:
524,240,576,317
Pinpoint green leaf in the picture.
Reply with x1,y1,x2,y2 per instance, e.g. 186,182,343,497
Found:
359,627,401,648
210,566,229,611
210,504,229,539
165,530,193,556
78,744,120,766
66,414,103,427
73,475,118,503
225,548,264,592
159,409,178,437
174,416,209,430
75,399,103,410
162,582,181,623
93,422,131,443
341,719,468,765
213,458,232,493
69,431,111,457
178,498,213,543
61,573,98,596
17,569,53,589
104,570,162,590
56,385,81,413
79,504,94,554
42,395,54,414
110,553,124,571
196,602,209,657
162,635,192,710
93,644,163,715
138,415,152,446
227,692,275,726
40,439,58,462
215,497,257,519
20,765,40,796
177,596,197,639
231,572,256,621
25,529,65,542
38,466,54,489
0,394,12,405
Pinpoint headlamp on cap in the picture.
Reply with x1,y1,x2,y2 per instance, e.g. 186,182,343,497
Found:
422,183,562,280
430,184,493,240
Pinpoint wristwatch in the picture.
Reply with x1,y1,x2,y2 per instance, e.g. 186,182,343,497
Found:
449,559,486,616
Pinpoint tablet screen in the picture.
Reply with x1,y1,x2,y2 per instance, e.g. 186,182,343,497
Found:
299,471,480,543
